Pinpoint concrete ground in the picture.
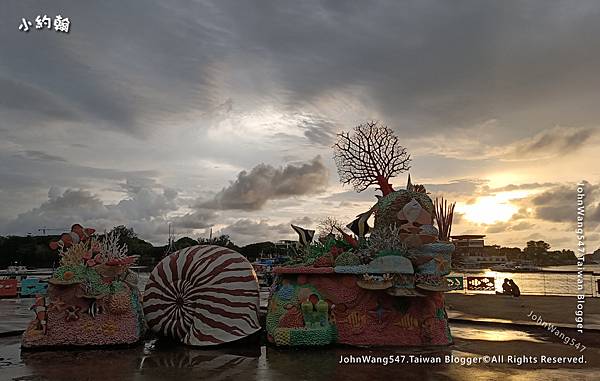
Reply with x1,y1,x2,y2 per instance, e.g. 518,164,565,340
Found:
1,322,599,380
2,294,599,380
445,294,600,329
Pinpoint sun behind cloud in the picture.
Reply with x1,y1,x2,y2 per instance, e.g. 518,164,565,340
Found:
456,190,530,225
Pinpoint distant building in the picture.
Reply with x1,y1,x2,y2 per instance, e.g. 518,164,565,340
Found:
275,240,297,251
451,234,507,268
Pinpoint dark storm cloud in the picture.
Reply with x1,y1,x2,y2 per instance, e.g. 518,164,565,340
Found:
4,189,109,233
20,150,67,163
221,219,291,244
1,0,226,134
299,117,339,146
3,0,600,248
172,210,217,230
2,184,188,242
3,1,600,138
505,127,598,159
0,150,158,195
212,1,600,135
530,182,600,223
0,78,80,122
201,156,329,210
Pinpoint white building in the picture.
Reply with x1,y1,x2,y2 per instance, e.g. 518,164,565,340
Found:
451,235,507,268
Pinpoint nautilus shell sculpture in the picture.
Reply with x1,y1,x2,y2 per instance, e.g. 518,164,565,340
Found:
143,245,261,346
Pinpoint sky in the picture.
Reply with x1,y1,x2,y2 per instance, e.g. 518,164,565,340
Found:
1,1,599,251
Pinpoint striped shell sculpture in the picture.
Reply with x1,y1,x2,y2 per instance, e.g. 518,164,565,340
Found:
143,245,261,346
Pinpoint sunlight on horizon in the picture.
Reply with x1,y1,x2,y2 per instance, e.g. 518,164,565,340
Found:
456,190,530,225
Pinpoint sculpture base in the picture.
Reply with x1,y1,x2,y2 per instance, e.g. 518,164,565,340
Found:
22,284,145,349
266,273,452,347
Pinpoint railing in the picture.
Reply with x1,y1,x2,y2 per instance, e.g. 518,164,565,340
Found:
447,271,600,297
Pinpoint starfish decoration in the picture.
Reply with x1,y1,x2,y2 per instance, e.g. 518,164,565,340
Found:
368,301,392,324
64,305,81,322
47,297,68,314
433,256,449,273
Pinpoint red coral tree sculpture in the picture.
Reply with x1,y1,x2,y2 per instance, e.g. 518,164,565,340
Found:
333,121,411,196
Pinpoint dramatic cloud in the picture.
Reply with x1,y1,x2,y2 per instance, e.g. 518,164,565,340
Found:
298,116,339,146
488,183,556,193
20,150,67,163
172,211,217,230
291,216,314,227
425,179,487,196
220,219,292,245
2,183,192,244
4,189,110,234
485,221,535,234
530,182,600,223
2,1,600,249
504,127,599,160
201,156,329,210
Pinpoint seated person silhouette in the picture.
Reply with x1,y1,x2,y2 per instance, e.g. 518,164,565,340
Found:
509,279,520,297
496,278,512,295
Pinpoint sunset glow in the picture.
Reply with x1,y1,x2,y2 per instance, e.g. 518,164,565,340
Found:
456,190,530,225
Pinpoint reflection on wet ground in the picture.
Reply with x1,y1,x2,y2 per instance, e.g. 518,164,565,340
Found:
0,298,34,335
1,322,600,380
450,324,545,343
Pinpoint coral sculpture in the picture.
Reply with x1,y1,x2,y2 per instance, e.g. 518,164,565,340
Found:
22,225,145,349
267,123,454,347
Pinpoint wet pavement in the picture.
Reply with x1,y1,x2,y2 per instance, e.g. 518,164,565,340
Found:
0,298,34,336
3,293,600,380
1,322,600,380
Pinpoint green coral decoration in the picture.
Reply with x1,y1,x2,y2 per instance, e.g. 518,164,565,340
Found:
296,242,328,265
334,251,361,266
375,248,408,258
286,237,356,266
301,299,329,328
53,264,126,296
83,269,126,296
376,190,434,213
267,312,282,334
54,264,87,282
376,191,403,211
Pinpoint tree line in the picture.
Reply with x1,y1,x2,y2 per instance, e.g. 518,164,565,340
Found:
2,226,596,269
0,225,288,269
454,240,584,266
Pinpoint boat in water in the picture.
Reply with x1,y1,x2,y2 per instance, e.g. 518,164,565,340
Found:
490,262,542,272
0,264,29,276
252,256,289,286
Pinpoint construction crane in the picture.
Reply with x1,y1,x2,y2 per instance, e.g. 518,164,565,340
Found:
163,223,176,257
38,227,67,235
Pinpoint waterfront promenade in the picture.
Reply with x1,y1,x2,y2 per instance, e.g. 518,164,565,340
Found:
1,321,599,380
2,292,600,379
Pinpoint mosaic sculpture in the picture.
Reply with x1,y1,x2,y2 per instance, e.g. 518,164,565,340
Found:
143,245,261,346
267,122,454,346
22,225,145,349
